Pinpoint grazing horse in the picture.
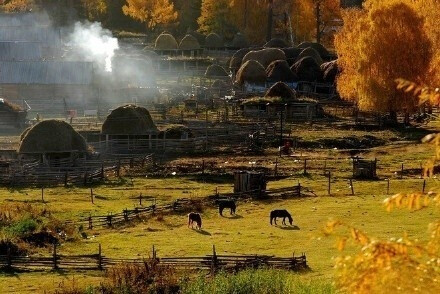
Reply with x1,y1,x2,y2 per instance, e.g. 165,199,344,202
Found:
188,212,202,230
218,200,236,216
270,209,293,226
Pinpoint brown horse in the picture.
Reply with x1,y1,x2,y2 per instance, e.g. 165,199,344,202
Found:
270,209,293,226
188,212,202,230
218,199,236,216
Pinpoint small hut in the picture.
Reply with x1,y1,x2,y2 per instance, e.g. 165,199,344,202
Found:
264,82,297,100
235,60,267,86
352,157,377,179
296,47,323,65
102,105,158,136
0,98,27,130
266,60,297,83
159,126,194,140
291,57,322,82
242,48,286,68
264,38,289,48
205,64,229,78
179,34,201,50
205,33,223,48
231,33,249,49
155,33,178,50
234,171,266,195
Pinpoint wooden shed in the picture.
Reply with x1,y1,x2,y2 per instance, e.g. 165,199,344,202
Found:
234,171,267,194
0,98,27,130
352,157,377,179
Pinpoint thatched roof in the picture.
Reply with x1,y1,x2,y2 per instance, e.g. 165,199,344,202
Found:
264,38,289,48
179,34,201,50
231,33,249,48
155,33,178,50
229,48,253,69
297,42,329,58
242,48,286,68
321,60,339,84
205,33,223,48
186,29,205,44
242,96,282,106
18,120,87,154
235,60,267,85
264,82,297,100
205,64,229,77
296,47,323,65
211,79,228,88
291,57,322,82
159,126,194,139
0,98,22,113
266,60,297,82
102,105,158,135
282,47,302,65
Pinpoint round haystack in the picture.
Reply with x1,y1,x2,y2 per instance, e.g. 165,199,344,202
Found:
291,57,322,82
264,82,297,100
18,120,87,154
266,60,297,82
264,38,289,48
159,126,194,139
229,48,252,69
296,47,323,65
205,33,223,48
297,42,329,58
211,79,228,88
205,64,229,77
231,33,249,48
179,34,200,50
102,105,157,135
155,33,178,50
321,60,339,84
186,29,205,45
242,48,286,68
282,47,302,65
235,60,267,85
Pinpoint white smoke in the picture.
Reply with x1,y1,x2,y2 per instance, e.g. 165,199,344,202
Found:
68,22,119,72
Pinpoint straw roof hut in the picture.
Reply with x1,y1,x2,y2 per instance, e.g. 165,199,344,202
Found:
186,29,205,45
155,33,178,50
205,33,223,48
179,34,201,50
235,60,267,85
229,48,253,70
231,33,249,48
291,57,322,82
102,105,158,135
18,120,87,154
264,38,289,48
242,48,286,68
266,60,297,83
297,42,329,59
296,47,323,65
0,98,27,129
205,64,229,77
321,60,339,84
282,47,302,65
264,82,297,100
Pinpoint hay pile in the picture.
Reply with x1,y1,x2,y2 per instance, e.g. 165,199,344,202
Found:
155,33,178,50
102,105,158,135
205,64,229,77
264,38,288,48
159,126,194,139
242,48,286,68
231,33,249,48
229,48,253,69
186,29,205,44
235,60,267,85
211,79,228,88
296,47,323,65
179,34,201,50
205,33,223,48
282,47,302,65
0,98,22,112
291,57,322,82
266,60,297,82
19,120,87,153
321,60,339,83
297,42,329,58
264,82,297,100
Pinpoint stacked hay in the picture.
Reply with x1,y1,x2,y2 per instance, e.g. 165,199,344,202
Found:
321,60,339,84
179,34,201,50
291,57,322,82
297,42,329,59
0,98,22,112
205,33,223,48
296,47,323,65
155,33,178,50
205,64,229,77
159,126,194,139
264,38,289,48
229,48,253,70
211,79,228,88
266,60,297,82
231,33,249,48
19,120,87,153
102,105,158,135
186,29,205,45
282,47,302,65
264,82,297,100
235,60,267,85
242,48,286,68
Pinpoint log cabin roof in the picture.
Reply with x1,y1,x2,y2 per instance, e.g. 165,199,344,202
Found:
0,42,43,61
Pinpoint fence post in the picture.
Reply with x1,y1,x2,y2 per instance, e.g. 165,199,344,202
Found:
101,164,105,180
401,163,404,179
298,182,301,197
350,179,354,195
88,214,93,230
90,188,94,204
6,247,12,269
202,160,205,175
41,187,44,202
327,172,331,195
303,159,307,175
98,244,103,270
387,178,390,195
423,179,426,194
139,193,142,206
274,158,278,177
64,172,68,187
107,213,112,227
53,243,58,270
123,208,128,221
211,245,218,274
117,160,121,178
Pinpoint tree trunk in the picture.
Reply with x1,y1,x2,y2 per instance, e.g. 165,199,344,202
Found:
267,0,273,42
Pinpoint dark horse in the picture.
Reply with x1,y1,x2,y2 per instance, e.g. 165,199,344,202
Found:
270,209,293,226
188,212,202,230
218,200,236,216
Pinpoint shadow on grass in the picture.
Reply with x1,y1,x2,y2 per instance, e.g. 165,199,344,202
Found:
192,229,211,236
221,214,243,219
278,225,300,230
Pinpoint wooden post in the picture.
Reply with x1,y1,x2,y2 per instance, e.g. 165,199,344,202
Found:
350,179,354,195
274,158,278,177
387,178,390,195
53,243,58,270
327,172,331,195
420,163,424,178
98,244,102,270
298,182,301,197
64,172,68,187
117,159,121,178
215,187,219,196
41,187,44,202
101,164,105,180
88,214,93,230
401,163,404,179
139,193,142,206
6,247,12,269
423,179,426,194
303,159,307,175
123,208,128,221
152,245,157,260
202,160,205,175
211,244,218,274
90,188,94,204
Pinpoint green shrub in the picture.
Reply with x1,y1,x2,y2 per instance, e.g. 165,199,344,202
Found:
5,217,38,237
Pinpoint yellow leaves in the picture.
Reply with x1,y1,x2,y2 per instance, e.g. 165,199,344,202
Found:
384,192,435,212
2,0,33,12
123,0,178,29
337,237,348,251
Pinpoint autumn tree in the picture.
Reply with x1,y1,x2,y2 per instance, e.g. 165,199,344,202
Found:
335,1,432,118
123,0,178,30
1,0,34,12
80,0,108,21
173,0,201,34
198,0,236,39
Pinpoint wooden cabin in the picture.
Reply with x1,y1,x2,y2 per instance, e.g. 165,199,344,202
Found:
234,171,267,194
352,157,377,179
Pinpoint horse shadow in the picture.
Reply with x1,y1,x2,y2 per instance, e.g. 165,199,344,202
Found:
277,225,300,230
221,214,243,219
192,228,211,236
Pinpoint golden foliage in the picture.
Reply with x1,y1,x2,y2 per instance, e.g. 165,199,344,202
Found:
1,0,33,12
123,0,178,29
80,0,108,21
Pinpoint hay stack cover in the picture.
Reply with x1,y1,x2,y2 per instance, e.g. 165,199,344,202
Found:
321,60,339,83
19,120,87,153
232,33,249,48
297,42,329,58
102,105,157,135
242,48,286,68
264,82,297,100
235,60,267,85
155,33,178,50
179,34,201,50
205,64,229,77
205,33,223,48
291,57,322,82
266,60,297,82
186,29,205,44
296,47,323,65
264,38,288,48
229,48,252,69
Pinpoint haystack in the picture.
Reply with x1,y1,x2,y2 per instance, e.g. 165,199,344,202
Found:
179,34,201,50
211,79,228,88
205,64,229,77
266,60,297,82
229,48,252,69
242,48,286,68
102,105,158,135
296,47,323,65
205,33,223,48
297,42,329,58
264,82,297,100
282,47,302,65
231,33,249,48
159,126,194,139
18,120,87,154
0,98,22,113
155,33,178,50
264,38,288,48
186,29,205,45
291,57,322,82
235,60,267,85
321,60,339,84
